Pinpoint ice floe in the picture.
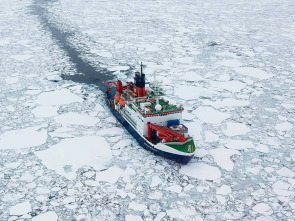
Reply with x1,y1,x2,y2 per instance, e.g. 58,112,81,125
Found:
234,67,274,80
55,112,100,126
202,98,249,108
96,166,123,184
276,167,295,178
204,130,219,142
252,203,273,215
193,107,230,124
275,122,293,131
225,140,254,150
216,185,232,195
180,163,221,181
9,201,32,216
32,106,59,118
0,126,47,150
32,211,58,221
223,122,250,136
128,201,147,211
35,136,112,179
35,89,83,106
175,86,217,100
209,148,240,171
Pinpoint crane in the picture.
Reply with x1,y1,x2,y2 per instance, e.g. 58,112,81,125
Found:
147,123,186,143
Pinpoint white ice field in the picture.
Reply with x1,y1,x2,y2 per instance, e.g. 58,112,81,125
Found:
1,0,295,220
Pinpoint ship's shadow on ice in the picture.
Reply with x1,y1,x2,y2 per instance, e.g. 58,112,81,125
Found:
29,0,116,90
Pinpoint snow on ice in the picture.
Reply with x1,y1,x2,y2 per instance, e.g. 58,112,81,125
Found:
180,163,221,181
0,126,47,150
35,136,112,179
35,89,83,106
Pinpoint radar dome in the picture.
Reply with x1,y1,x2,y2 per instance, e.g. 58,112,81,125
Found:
155,104,162,111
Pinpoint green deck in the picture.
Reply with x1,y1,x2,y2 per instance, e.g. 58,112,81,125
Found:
166,139,196,153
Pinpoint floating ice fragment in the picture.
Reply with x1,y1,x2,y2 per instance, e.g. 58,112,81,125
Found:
0,126,47,150
186,122,202,140
225,140,254,150
275,122,293,131
210,81,246,93
125,215,144,221
209,148,240,171
35,136,112,180
32,106,59,118
55,112,100,126
252,203,273,215
165,185,182,193
204,130,219,142
32,211,58,221
256,144,269,153
129,201,147,211
224,122,250,136
277,167,295,178
148,191,163,200
194,148,209,158
193,107,230,124
6,77,19,84
216,185,232,195
96,166,123,184
217,59,242,67
36,89,83,106
175,86,217,100
234,67,274,80
11,54,32,61
10,201,32,216
97,127,125,136
180,163,221,180
202,98,249,108
150,175,162,188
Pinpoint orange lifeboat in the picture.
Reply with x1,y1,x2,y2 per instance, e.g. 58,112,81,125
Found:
114,93,120,101
119,99,125,106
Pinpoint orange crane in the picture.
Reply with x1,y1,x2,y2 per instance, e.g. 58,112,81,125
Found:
102,80,133,93
147,123,186,143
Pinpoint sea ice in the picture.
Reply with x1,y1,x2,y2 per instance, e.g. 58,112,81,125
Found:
275,122,293,131
186,122,202,140
252,203,273,215
223,122,250,136
256,144,269,153
55,112,100,126
96,166,123,184
175,86,217,100
165,185,182,193
204,130,219,142
150,175,162,188
32,211,58,221
96,127,125,136
225,140,254,150
9,201,32,216
217,59,242,67
35,89,83,106
277,167,295,178
202,98,249,108
209,148,240,171
35,136,112,179
32,106,59,118
128,201,147,211
0,126,47,150
125,215,143,221
210,80,246,93
193,107,230,124
180,163,221,181
234,67,274,80
216,185,232,195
